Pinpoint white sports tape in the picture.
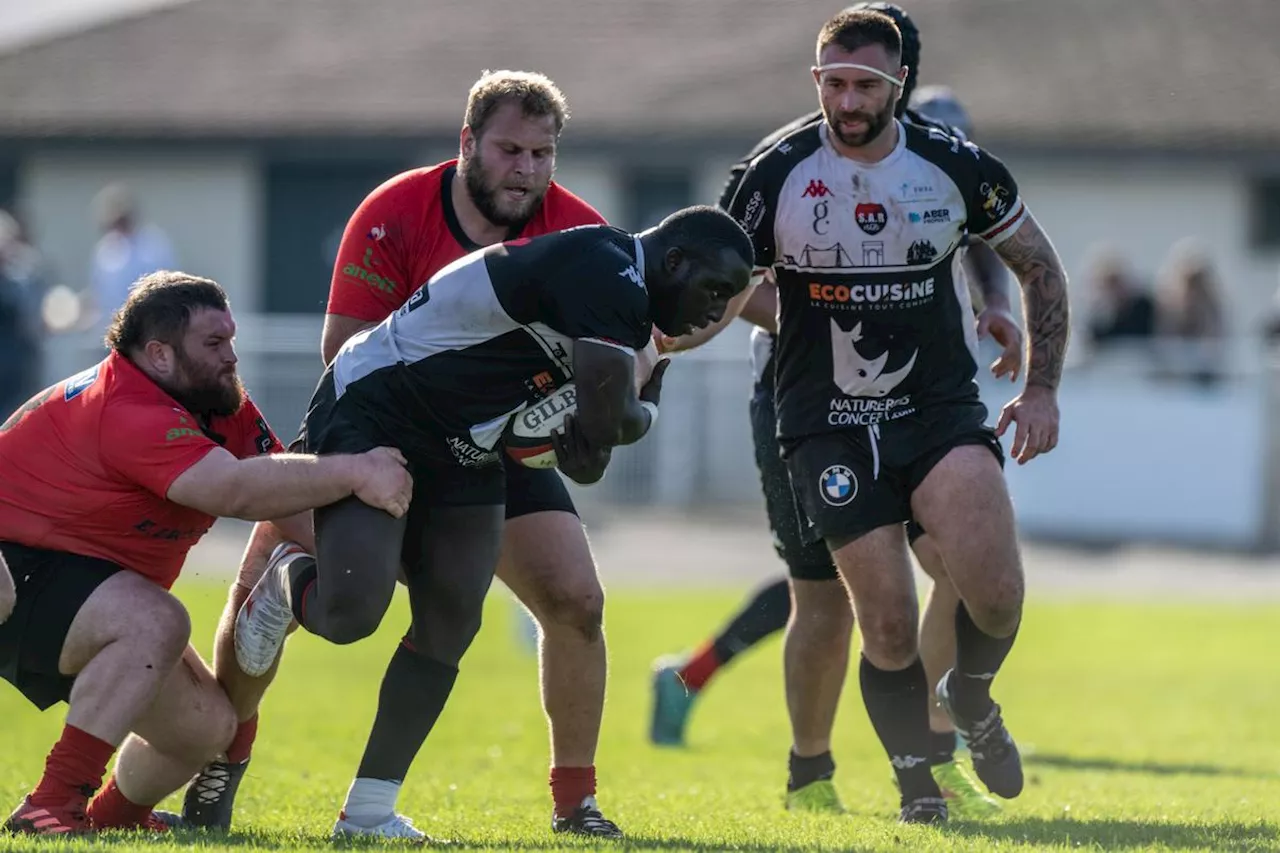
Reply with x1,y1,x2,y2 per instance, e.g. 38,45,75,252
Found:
640,401,659,431
812,63,904,88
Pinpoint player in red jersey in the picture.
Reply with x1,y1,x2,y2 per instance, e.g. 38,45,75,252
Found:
0,271,412,837
172,71,634,840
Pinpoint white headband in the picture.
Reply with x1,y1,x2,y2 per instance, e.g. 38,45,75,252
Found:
812,63,904,89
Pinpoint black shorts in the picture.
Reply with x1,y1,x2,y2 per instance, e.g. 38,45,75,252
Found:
0,542,122,710
503,456,577,520
750,364,836,581
783,401,1003,547
300,369,505,509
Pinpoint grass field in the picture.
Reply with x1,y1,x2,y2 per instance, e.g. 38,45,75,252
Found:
2,576,1278,852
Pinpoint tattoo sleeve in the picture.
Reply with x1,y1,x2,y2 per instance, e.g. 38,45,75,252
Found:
993,214,1070,389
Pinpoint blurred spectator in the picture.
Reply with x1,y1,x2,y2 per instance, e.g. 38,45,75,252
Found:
0,209,50,418
1086,248,1155,346
88,183,175,326
1153,239,1226,387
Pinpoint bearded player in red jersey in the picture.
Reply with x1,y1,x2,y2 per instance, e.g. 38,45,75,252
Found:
171,71,636,840
0,271,412,837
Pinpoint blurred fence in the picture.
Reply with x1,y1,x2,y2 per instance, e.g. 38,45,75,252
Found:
36,319,1280,551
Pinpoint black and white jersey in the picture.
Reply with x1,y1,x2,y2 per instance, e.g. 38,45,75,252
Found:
330,225,653,467
726,119,1027,440
718,108,975,387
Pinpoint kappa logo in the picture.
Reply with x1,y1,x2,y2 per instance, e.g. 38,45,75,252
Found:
819,464,858,507
802,179,832,198
619,265,644,287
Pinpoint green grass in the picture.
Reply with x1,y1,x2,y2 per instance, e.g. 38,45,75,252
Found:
2,580,1278,851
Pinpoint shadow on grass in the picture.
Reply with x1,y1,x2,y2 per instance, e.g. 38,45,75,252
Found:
945,816,1279,851
1027,751,1280,781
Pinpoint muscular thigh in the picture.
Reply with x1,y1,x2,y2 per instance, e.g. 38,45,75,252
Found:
909,443,1021,590
315,496,406,605
496,511,599,617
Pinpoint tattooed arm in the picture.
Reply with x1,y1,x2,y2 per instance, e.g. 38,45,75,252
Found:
993,213,1070,391
989,211,1069,463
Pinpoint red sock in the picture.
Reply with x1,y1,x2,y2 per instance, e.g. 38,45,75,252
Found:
29,725,115,808
225,714,258,764
549,765,595,819
86,777,155,829
678,642,722,692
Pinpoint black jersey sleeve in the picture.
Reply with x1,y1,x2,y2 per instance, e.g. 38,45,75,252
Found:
725,158,781,273
533,237,652,353
906,125,1029,249
717,111,823,210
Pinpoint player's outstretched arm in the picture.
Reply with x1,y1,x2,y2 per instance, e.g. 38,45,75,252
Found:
993,213,1070,391
167,446,412,520
991,212,1070,464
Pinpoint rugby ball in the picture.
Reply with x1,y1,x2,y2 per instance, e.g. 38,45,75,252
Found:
503,383,578,469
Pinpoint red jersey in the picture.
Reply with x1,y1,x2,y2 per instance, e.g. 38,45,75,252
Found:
0,352,283,589
326,160,607,321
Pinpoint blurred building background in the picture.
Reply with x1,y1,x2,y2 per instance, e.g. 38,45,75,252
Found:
2,0,1280,549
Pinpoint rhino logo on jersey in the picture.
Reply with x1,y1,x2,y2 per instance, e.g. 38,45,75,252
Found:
830,320,917,398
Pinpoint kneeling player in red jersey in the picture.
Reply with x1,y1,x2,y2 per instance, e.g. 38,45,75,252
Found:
0,271,412,836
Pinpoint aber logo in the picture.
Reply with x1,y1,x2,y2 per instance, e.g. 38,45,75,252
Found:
343,247,398,294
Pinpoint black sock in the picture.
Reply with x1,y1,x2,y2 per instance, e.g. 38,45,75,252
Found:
287,556,318,628
930,729,956,767
953,603,1019,720
355,643,459,781
787,750,835,792
859,655,939,802
711,578,791,664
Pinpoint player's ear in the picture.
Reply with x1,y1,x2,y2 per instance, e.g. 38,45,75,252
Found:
664,246,685,276
459,125,475,160
141,339,176,376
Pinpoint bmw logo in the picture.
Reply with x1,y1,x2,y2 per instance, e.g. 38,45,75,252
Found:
819,464,858,507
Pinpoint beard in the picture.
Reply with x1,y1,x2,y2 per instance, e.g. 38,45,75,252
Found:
824,95,897,148
461,149,547,229
165,349,245,418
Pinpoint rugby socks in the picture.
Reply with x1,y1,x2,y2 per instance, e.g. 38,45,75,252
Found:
682,578,792,691
677,643,721,692
930,729,957,767
286,557,318,628
550,766,596,819
859,656,939,802
225,714,258,765
355,642,458,784
787,750,835,792
30,725,114,808
86,777,152,829
953,603,1019,720
340,778,402,827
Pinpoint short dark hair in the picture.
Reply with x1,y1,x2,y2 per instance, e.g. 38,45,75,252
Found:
104,271,229,354
846,2,921,108
817,8,903,64
656,205,754,270
464,70,570,139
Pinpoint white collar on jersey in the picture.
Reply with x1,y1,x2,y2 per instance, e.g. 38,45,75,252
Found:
811,63,905,88
632,236,647,286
